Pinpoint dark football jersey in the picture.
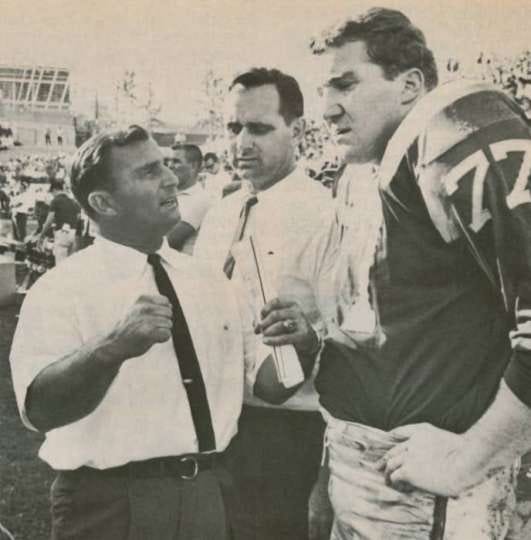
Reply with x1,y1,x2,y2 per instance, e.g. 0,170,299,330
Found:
317,82,531,432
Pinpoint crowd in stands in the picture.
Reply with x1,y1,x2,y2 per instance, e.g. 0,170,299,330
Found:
0,153,82,290
300,119,342,187
476,50,531,115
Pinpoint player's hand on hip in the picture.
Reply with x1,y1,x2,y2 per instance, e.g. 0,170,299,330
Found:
255,297,319,355
377,423,474,497
105,294,173,361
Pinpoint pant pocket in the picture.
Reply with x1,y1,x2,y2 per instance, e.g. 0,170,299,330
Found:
51,471,129,540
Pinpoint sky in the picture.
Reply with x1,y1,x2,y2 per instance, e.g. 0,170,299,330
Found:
1,0,530,123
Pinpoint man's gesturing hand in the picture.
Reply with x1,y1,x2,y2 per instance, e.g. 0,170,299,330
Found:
255,297,319,355
104,294,173,363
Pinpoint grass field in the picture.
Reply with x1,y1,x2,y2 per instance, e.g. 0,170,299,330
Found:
2,297,531,539
0,302,52,540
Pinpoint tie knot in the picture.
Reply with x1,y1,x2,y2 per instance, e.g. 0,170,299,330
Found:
240,195,258,218
147,253,161,267
246,195,258,209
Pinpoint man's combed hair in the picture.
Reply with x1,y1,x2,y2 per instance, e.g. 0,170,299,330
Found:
229,67,304,124
70,125,149,218
310,7,438,91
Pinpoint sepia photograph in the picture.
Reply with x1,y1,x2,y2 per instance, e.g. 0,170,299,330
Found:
1,0,531,538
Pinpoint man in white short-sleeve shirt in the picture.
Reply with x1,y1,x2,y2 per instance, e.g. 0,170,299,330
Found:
10,125,320,540
166,144,211,255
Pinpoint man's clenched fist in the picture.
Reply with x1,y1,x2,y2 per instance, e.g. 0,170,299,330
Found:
104,294,173,363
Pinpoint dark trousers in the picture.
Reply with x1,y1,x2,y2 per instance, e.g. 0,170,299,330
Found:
224,405,325,540
50,462,232,540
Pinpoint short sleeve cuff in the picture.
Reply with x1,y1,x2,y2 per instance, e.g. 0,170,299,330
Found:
19,383,40,432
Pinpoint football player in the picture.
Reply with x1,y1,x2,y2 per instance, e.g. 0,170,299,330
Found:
276,7,531,540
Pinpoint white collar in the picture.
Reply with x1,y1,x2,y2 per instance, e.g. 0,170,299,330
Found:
255,166,309,204
95,235,185,280
378,79,496,189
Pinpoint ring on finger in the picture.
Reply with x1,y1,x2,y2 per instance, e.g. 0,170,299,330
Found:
283,319,297,332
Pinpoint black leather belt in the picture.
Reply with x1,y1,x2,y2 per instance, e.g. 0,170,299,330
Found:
77,453,221,481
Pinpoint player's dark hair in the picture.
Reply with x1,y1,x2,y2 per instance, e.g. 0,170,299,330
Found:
70,125,149,219
229,67,304,124
311,7,438,90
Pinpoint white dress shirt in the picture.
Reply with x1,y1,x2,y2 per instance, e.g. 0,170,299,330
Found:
176,182,212,255
10,237,261,470
195,166,334,411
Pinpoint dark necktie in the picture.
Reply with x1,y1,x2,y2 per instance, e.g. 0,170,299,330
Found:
147,253,216,452
223,195,258,279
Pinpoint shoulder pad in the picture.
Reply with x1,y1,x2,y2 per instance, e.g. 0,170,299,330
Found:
379,80,515,189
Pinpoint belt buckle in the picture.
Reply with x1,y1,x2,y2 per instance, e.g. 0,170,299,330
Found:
179,456,199,480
